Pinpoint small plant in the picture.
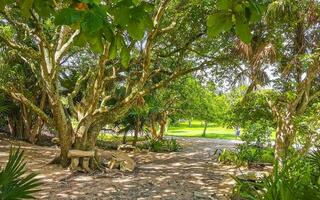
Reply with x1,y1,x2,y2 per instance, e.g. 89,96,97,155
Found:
0,147,41,200
219,149,240,165
218,146,274,167
143,138,182,152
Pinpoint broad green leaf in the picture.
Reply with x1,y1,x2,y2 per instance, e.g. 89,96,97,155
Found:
248,1,262,22
115,34,124,49
235,21,252,44
130,6,153,29
55,8,82,25
207,13,233,37
140,1,154,12
20,0,34,17
120,47,130,67
0,0,6,11
109,39,117,59
81,0,100,4
223,16,233,32
127,20,145,40
74,32,87,47
102,26,114,42
217,0,233,10
81,11,104,34
234,4,244,13
88,35,103,53
114,6,130,27
132,0,141,6
207,13,218,27
34,0,53,17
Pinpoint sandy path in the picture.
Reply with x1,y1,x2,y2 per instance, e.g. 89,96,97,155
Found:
0,136,242,200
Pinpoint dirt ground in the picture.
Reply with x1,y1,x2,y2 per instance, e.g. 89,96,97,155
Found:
0,136,246,200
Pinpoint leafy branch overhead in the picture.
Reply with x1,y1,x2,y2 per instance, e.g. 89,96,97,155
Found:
207,0,266,43
0,0,153,67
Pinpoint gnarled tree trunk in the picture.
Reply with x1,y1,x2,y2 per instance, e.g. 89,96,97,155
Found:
274,110,295,165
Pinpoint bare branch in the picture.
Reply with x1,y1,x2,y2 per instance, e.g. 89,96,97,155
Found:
55,29,80,63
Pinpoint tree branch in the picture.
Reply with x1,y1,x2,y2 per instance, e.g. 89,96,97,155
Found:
55,29,80,63
0,86,53,128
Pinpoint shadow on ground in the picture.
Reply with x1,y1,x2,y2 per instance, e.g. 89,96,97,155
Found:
0,136,244,200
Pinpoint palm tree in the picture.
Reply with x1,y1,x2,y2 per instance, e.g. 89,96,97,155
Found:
233,35,276,95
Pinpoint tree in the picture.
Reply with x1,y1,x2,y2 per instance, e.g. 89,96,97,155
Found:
215,0,320,163
0,0,220,168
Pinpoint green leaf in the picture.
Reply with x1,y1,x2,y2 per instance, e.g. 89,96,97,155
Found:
235,21,252,44
109,39,117,59
114,5,130,27
20,0,34,17
223,16,233,32
115,34,124,49
0,0,15,11
55,8,82,25
140,1,154,12
0,0,6,11
248,1,262,22
127,20,145,40
88,35,103,53
120,47,130,67
74,32,87,47
102,26,114,42
81,11,104,34
34,0,54,17
217,0,233,10
81,0,100,4
132,0,141,6
207,13,233,37
130,6,153,29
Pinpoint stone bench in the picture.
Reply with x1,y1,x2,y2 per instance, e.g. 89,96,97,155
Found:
67,150,95,172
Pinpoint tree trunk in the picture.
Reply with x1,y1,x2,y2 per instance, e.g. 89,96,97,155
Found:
188,119,192,127
202,121,208,137
21,104,31,140
133,118,140,146
150,117,158,139
122,131,127,144
158,121,166,140
51,99,73,167
7,115,17,137
29,92,46,144
29,118,44,144
274,109,295,165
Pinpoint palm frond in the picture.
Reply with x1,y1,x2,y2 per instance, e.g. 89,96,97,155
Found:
0,147,42,200
252,43,276,67
307,148,320,170
235,40,253,61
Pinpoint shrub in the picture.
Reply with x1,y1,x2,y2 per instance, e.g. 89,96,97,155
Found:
0,147,41,199
218,146,274,167
240,122,272,146
142,138,182,152
218,149,246,166
231,150,320,200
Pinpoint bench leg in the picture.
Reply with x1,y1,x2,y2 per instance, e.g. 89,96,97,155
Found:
82,157,91,172
71,157,79,171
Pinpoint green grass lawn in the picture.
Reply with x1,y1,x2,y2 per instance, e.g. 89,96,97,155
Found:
166,120,239,140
